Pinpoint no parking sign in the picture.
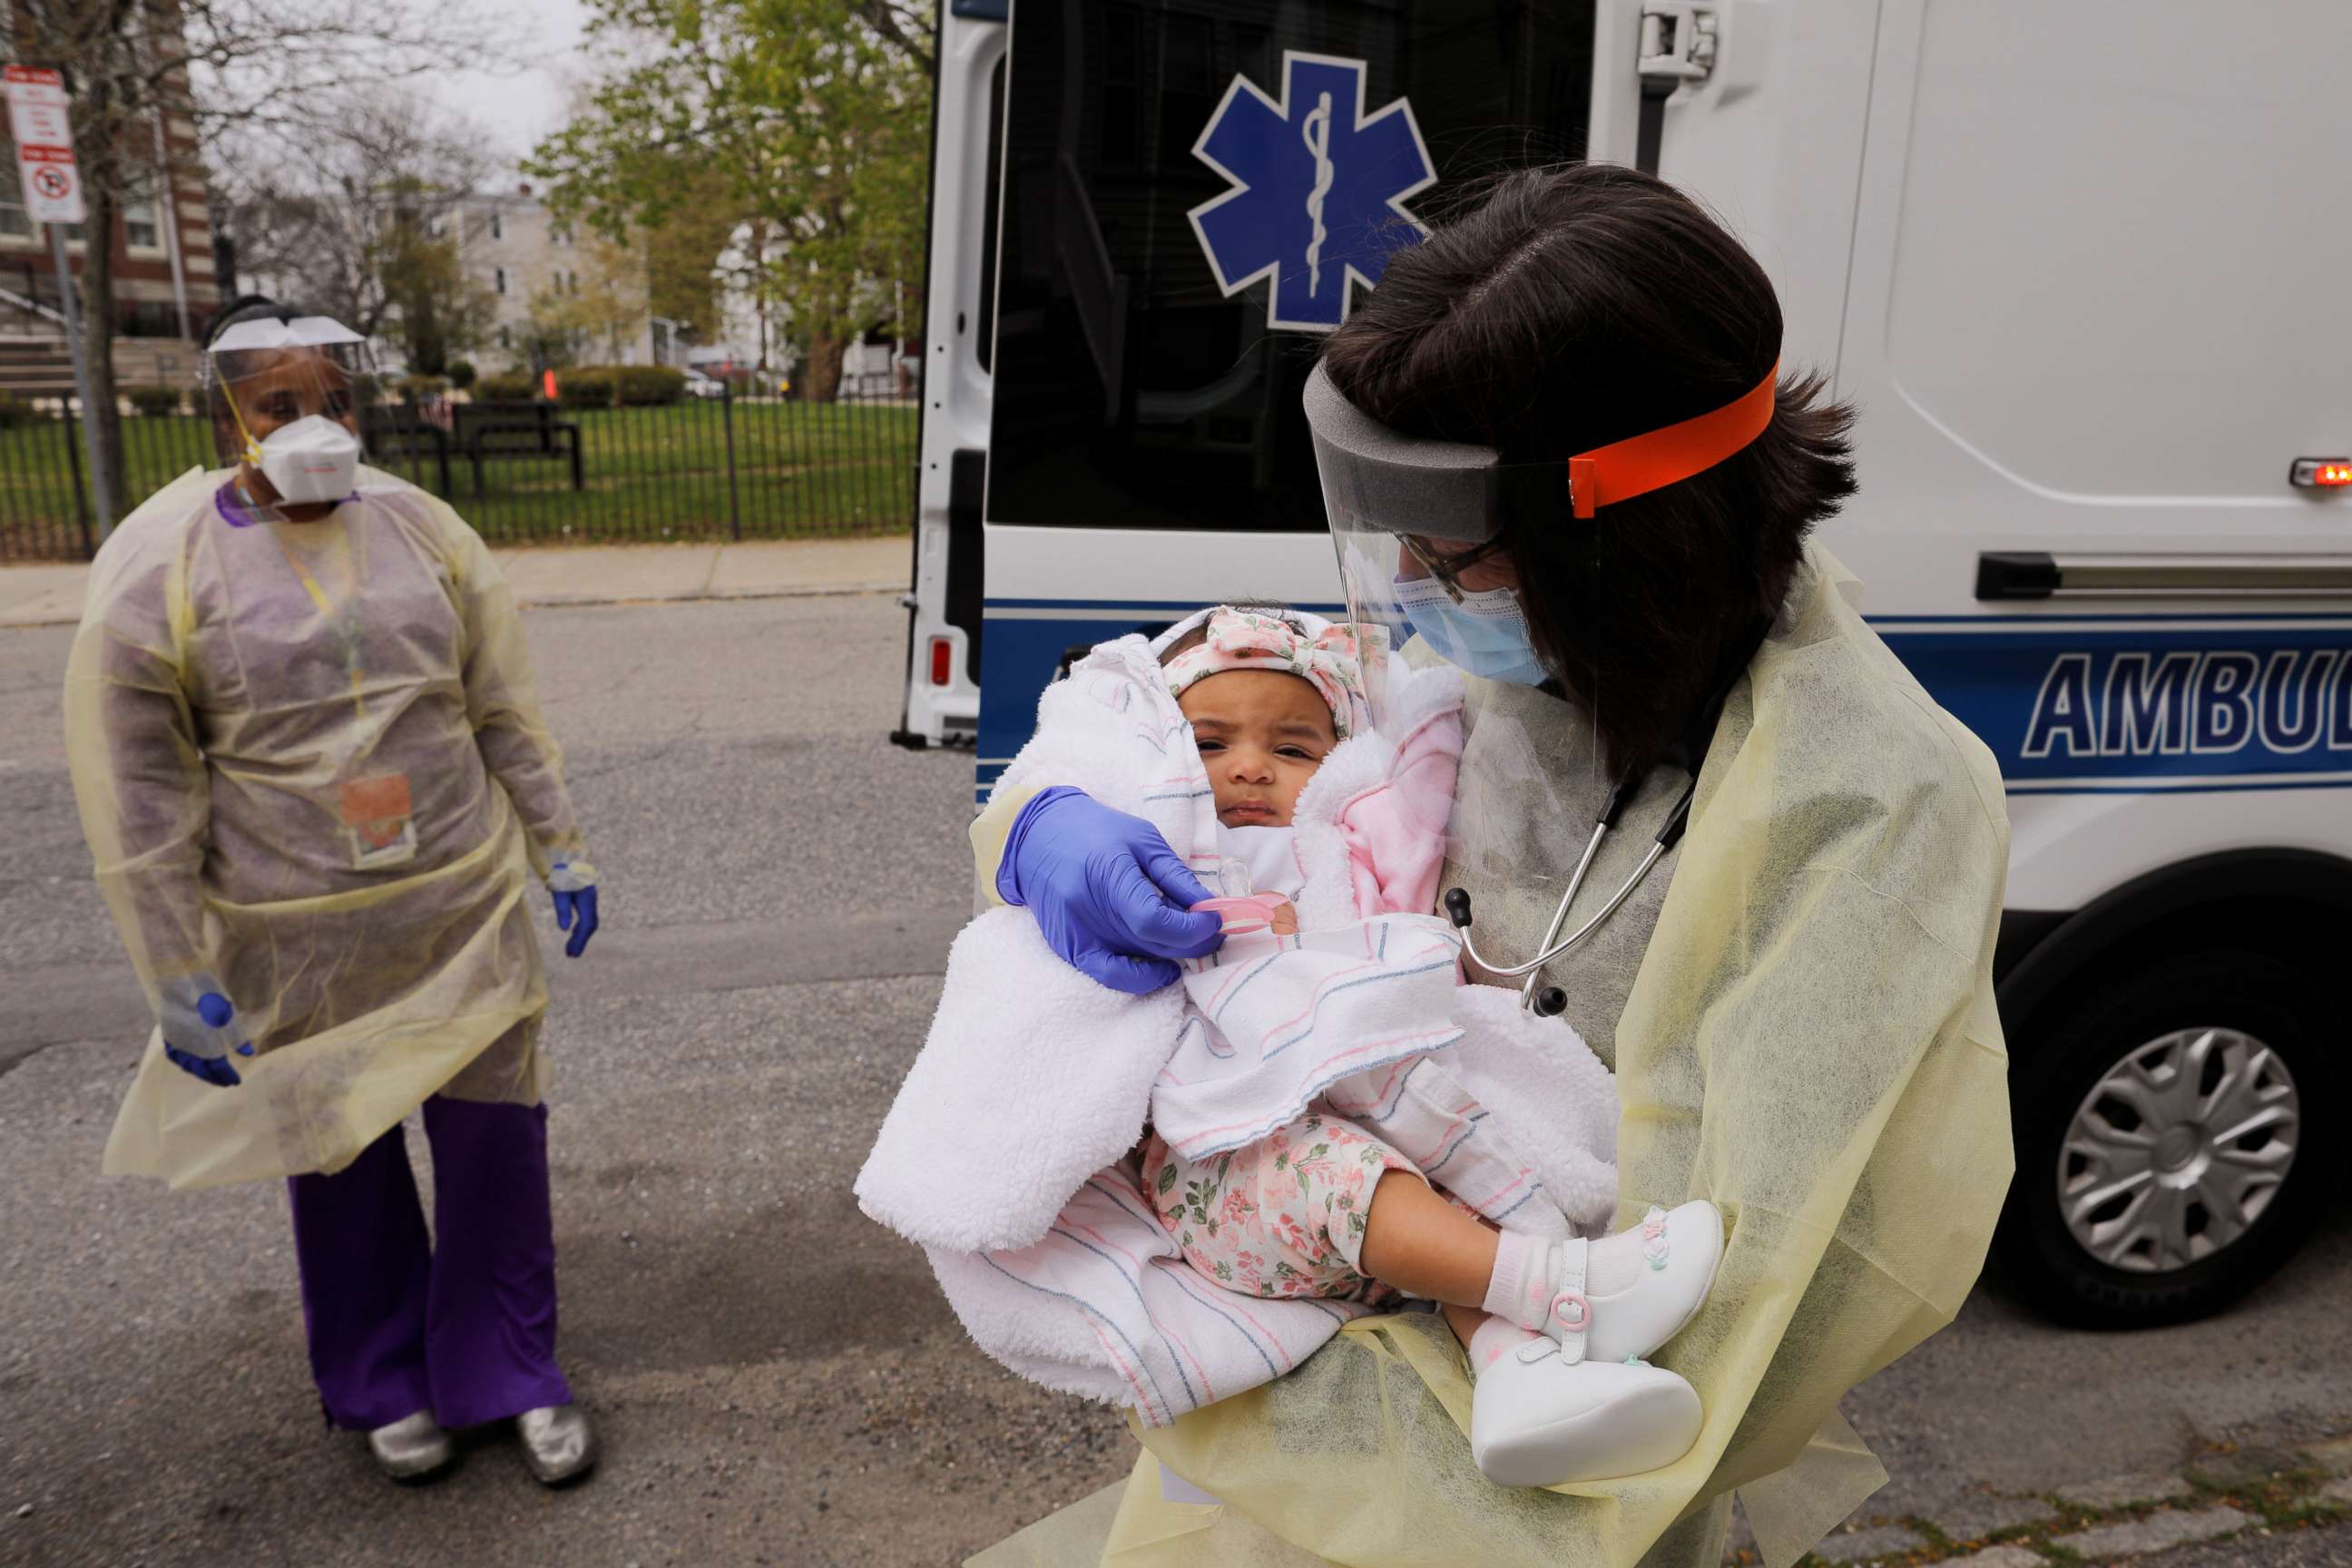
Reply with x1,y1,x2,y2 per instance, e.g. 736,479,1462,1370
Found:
4,62,113,536
4,65,85,225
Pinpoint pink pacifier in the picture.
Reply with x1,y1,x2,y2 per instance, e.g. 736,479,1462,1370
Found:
1191,857,1292,936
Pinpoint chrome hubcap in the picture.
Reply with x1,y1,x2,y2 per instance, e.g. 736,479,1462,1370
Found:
2058,1026,2299,1273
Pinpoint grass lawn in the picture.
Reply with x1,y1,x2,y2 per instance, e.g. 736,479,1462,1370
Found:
0,400,918,558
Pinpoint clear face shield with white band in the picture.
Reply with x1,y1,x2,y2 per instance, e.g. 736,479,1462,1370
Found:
1305,362,1630,1022
202,315,376,512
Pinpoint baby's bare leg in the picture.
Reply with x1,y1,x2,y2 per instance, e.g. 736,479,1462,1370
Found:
1358,1171,1501,1307
1439,1302,1493,1348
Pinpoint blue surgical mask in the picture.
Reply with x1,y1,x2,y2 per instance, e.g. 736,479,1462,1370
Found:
1395,577,1551,686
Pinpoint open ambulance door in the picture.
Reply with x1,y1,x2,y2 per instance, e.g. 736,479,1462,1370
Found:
892,0,1005,750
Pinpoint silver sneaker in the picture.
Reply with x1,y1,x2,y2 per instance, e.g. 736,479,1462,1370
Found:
515,1403,596,1486
367,1410,455,1483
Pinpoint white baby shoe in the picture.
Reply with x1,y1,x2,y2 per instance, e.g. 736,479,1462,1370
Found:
1548,1199,1725,1367
1469,1339,1702,1487
1466,1200,1723,1488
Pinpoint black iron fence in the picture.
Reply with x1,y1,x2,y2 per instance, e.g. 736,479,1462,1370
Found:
0,385,919,562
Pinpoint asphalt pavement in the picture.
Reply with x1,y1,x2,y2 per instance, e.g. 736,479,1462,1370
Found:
2,592,2347,1568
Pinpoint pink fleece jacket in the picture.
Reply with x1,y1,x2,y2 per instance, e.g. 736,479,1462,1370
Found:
1334,692,1465,921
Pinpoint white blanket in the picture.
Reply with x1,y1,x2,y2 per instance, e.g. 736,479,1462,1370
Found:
924,1169,1365,1423
858,630,1619,1424
1155,915,1469,1164
906,982,1617,1428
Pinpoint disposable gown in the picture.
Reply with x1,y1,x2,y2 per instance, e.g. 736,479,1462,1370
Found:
67,466,592,1191
969,544,2013,1568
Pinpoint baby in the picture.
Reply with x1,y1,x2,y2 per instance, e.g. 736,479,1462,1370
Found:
1143,606,1723,1488
860,605,1721,1488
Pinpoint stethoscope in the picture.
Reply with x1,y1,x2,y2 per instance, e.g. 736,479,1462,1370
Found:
1445,616,1772,1017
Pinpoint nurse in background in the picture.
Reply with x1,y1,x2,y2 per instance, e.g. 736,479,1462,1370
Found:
65,295,604,1486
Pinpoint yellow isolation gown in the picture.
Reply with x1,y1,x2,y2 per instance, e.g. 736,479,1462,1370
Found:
67,465,593,1191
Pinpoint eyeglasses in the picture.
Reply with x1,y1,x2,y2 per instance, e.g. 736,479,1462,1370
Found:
1397,533,1513,603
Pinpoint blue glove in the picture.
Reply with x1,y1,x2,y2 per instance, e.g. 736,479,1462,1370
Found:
552,883,599,958
999,786,1223,994
159,977,252,1089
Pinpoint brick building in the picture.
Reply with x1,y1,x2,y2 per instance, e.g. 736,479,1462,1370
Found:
0,5,223,393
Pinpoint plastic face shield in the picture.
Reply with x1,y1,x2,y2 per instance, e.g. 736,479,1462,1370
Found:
1307,353,1782,1005
1306,360,1615,996
1308,354,1778,657
202,316,374,472
1309,358,1522,594
1306,359,1585,680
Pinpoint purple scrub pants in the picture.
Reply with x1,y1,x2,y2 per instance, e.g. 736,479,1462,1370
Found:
287,1096,572,1430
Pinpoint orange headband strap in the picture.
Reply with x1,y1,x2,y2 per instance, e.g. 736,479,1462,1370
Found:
1564,361,1779,520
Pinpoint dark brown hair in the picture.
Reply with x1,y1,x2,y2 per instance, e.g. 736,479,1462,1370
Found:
1320,163,1857,775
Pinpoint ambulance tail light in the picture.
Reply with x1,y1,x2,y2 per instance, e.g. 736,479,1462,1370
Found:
929,636,954,685
2289,457,2352,488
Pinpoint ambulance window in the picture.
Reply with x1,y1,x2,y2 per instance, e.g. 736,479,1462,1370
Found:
1101,9,1142,169
1230,24,1272,87
1156,16,1216,163
988,0,1594,533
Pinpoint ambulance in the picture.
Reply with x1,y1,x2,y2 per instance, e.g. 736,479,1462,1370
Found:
892,0,2352,1328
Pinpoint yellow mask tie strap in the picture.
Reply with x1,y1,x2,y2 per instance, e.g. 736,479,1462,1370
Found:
219,378,265,466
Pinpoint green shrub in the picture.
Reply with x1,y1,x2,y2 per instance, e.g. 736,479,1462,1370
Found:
0,390,31,428
398,374,450,401
554,366,619,409
615,365,688,407
543,364,687,407
473,372,536,403
447,359,477,391
128,386,183,416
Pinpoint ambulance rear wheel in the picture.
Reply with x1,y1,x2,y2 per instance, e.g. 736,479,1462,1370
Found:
1995,950,2347,1328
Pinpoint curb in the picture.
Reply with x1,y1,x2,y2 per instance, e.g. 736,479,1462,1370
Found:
1737,1440,2352,1567
0,578,907,631
511,580,906,611
0,609,83,632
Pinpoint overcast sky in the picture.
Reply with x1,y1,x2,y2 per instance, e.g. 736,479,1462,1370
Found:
410,0,593,178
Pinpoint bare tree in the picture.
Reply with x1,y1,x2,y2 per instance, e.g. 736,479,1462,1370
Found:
17,0,518,528
216,91,499,365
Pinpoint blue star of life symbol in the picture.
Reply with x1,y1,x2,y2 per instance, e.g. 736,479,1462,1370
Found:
1188,52,1437,333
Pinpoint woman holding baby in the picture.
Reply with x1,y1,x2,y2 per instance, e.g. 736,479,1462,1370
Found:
960,163,2013,1565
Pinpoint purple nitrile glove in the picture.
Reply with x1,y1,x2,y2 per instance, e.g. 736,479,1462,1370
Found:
552,884,599,958
999,786,1223,995
549,854,599,958
159,976,253,1088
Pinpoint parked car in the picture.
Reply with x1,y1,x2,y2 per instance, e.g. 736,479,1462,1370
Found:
681,368,729,401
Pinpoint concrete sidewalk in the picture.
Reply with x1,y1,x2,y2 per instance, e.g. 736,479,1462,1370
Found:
0,534,910,629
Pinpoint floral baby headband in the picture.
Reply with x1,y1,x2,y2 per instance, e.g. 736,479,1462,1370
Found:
1161,608,1372,740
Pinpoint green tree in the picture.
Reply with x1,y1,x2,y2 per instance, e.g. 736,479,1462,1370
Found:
378,204,498,377
512,307,581,375
524,230,648,365
525,0,931,402
640,165,736,344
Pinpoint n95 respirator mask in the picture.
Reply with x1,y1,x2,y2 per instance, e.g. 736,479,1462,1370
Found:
253,415,362,505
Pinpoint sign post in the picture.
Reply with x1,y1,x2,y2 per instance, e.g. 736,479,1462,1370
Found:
5,65,118,540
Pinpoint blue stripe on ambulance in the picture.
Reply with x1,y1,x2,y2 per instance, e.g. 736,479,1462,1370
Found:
1877,614,2352,795
980,604,2352,803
